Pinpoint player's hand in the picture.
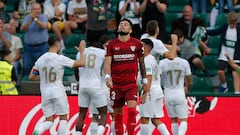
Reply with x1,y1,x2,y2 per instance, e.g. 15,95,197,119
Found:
225,53,231,60
140,93,147,104
106,78,113,88
171,34,178,45
75,40,86,53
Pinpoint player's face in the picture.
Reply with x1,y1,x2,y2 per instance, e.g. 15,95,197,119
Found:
178,36,184,45
117,21,132,35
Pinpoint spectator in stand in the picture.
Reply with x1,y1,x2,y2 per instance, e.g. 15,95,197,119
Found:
20,2,49,79
0,48,18,95
86,0,109,43
218,0,234,14
0,18,11,49
191,0,207,15
44,0,66,52
207,12,240,93
119,0,141,39
140,0,168,41
0,0,10,23
4,23,23,81
171,5,212,77
64,0,87,37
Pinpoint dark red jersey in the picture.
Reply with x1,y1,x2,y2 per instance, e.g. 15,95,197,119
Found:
106,37,144,88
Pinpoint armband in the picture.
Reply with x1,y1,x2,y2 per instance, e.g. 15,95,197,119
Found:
105,74,111,79
143,78,148,84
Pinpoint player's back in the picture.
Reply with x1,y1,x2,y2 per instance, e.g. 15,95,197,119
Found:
159,57,191,93
77,47,105,88
35,52,75,99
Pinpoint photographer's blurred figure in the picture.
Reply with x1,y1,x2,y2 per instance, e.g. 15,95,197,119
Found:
0,48,18,95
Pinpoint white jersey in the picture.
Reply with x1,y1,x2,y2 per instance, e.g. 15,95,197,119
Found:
144,54,163,99
141,33,168,61
218,26,238,62
159,57,191,96
76,47,105,88
33,52,74,99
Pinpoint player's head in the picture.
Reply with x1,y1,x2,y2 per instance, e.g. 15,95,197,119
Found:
48,36,60,50
91,42,104,49
228,12,238,28
147,20,159,36
141,38,153,55
0,47,12,62
172,29,184,45
117,18,133,36
99,35,111,50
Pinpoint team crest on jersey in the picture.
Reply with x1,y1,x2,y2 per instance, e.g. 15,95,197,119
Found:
130,46,136,52
114,47,120,51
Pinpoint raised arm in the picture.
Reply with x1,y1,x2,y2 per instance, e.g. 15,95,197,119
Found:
73,40,86,68
162,34,178,59
225,53,240,72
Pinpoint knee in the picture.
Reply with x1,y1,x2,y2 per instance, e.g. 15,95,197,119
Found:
128,107,137,118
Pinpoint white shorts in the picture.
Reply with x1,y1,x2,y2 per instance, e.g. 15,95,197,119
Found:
89,87,113,114
42,95,69,118
139,97,164,118
78,87,107,108
165,95,188,119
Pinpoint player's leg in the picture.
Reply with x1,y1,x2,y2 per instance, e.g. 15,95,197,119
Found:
55,95,69,135
96,106,108,135
33,99,54,135
90,114,100,134
126,86,138,135
113,107,124,135
175,98,188,135
232,71,240,94
171,118,178,135
178,118,188,135
75,88,90,135
151,118,170,135
140,117,150,135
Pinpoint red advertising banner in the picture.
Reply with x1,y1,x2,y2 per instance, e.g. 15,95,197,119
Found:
0,96,239,135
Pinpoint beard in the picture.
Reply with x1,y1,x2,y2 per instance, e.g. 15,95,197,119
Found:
118,31,129,36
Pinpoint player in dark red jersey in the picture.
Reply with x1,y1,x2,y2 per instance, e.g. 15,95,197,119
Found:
104,18,148,135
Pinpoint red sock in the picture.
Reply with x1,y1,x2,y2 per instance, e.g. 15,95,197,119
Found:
127,107,137,135
114,114,123,135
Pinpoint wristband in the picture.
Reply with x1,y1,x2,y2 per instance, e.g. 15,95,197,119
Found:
143,78,148,84
105,74,111,79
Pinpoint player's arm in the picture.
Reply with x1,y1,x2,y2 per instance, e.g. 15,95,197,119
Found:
162,34,178,59
139,56,148,93
73,40,86,68
184,75,192,94
225,53,240,72
104,56,113,88
29,68,40,81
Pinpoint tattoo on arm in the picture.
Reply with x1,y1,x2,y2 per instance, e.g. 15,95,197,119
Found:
139,57,147,78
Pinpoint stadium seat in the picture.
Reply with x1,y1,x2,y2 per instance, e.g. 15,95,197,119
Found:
167,0,190,12
214,13,227,28
5,0,18,12
194,13,209,26
195,55,218,77
64,67,74,77
207,35,221,55
190,76,214,93
226,73,234,93
64,33,86,49
165,12,179,33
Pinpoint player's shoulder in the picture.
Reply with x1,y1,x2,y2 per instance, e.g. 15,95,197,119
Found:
176,57,189,64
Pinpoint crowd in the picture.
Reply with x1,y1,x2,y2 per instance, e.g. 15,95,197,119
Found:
1,0,240,134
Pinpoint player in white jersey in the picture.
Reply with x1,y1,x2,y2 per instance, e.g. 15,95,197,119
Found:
75,42,108,135
159,30,192,135
87,35,116,135
140,20,178,62
139,39,170,135
29,36,85,135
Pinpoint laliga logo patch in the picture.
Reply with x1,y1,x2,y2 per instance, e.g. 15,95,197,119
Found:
130,46,136,52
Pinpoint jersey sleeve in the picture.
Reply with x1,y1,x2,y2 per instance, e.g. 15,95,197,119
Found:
105,42,113,57
59,55,75,68
183,60,192,76
144,57,152,75
137,40,144,58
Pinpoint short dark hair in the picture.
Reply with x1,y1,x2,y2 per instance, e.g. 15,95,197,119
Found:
141,38,153,49
0,47,11,60
91,42,103,49
172,29,184,38
48,36,60,47
99,35,111,45
120,18,133,28
147,20,158,36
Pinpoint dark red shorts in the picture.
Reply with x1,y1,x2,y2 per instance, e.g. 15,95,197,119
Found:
110,86,138,108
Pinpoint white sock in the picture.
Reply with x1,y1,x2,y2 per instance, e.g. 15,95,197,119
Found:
221,83,227,88
157,123,170,135
75,131,82,135
90,122,98,135
178,121,188,135
35,121,53,134
57,120,67,135
97,125,105,135
111,121,116,135
235,91,240,94
171,123,178,135
140,124,149,135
